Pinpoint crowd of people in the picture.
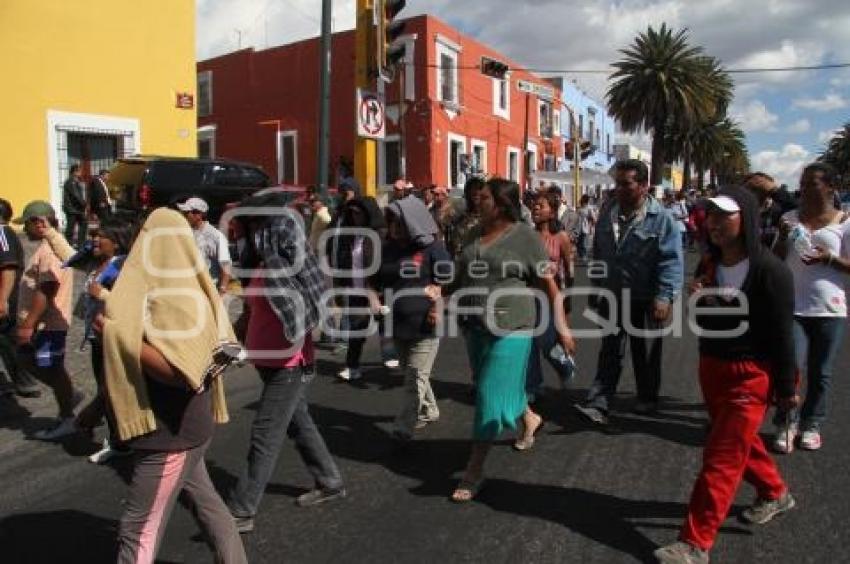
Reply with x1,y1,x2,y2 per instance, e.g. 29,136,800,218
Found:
0,158,847,563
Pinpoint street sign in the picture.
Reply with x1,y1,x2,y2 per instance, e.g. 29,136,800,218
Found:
357,89,385,139
516,79,555,100
175,92,194,109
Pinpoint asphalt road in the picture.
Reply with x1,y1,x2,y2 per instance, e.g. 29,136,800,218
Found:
1,258,849,563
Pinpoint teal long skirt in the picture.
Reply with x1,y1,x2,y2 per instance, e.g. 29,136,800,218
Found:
464,328,532,441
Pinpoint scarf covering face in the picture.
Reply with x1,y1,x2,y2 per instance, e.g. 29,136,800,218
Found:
254,211,328,343
388,195,439,248
103,208,234,442
236,190,328,343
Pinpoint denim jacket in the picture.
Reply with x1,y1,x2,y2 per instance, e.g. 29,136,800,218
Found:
591,196,684,303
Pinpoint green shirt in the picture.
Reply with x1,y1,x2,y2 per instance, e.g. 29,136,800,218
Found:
454,222,549,332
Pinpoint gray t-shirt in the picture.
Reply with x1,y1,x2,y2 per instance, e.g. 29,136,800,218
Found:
193,222,231,285
454,222,549,332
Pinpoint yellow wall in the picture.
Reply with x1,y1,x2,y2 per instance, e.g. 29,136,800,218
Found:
0,0,196,218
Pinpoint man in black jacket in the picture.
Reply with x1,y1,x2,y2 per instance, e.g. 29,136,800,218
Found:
62,164,87,248
87,169,113,222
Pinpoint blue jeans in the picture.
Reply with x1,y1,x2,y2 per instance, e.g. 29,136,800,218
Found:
228,366,343,518
776,316,846,430
526,303,568,398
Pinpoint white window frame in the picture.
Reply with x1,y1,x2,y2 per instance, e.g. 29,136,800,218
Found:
553,110,561,137
276,130,298,185
378,134,401,187
447,132,467,188
46,110,140,213
197,125,216,158
492,75,510,119
435,35,461,107
506,146,521,182
401,35,417,101
198,70,213,117
470,138,487,176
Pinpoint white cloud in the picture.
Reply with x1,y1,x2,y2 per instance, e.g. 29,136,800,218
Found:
729,40,826,86
785,119,811,134
196,0,356,60
751,143,810,187
731,100,778,132
818,129,842,144
792,92,849,112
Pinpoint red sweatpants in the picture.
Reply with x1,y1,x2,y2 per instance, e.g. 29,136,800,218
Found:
680,356,787,551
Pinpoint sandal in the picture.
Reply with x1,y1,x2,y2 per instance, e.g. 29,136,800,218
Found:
513,414,544,451
450,477,485,503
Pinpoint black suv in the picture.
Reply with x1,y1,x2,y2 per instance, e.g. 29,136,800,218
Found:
109,156,270,222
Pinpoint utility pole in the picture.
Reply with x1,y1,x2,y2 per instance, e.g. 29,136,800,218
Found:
316,0,333,198
398,61,406,179
354,0,377,197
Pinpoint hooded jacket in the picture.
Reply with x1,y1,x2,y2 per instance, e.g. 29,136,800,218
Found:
694,186,796,398
377,196,450,340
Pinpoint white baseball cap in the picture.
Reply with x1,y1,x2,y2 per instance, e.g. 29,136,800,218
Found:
177,197,209,213
707,195,740,213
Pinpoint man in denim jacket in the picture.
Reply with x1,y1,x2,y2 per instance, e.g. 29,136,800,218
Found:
575,160,684,424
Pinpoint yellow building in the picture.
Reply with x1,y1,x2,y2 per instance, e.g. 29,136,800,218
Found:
0,1,197,220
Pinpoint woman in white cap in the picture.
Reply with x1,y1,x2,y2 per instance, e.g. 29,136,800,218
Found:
655,186,798,564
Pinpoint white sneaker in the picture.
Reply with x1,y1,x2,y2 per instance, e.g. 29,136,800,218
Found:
88,439,132,464
33,417,78,441
772,422,798,454
337,367,362,381
799,428,822,450
383,359,400,369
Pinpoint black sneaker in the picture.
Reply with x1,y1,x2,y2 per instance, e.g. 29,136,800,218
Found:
632,400,658,415
295,487,347,507
231,515,254,534
574,403,609,425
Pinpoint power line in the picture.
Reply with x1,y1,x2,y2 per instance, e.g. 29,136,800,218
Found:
415,61,850,75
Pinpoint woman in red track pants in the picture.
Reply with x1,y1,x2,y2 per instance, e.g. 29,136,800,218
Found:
655,187,800,564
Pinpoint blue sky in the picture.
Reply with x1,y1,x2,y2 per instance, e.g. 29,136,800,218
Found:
197,0,850,186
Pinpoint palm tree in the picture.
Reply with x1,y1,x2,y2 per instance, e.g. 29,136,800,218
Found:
688,118,747,189
664,57,733,187
607,25,731,185
819,122,850,189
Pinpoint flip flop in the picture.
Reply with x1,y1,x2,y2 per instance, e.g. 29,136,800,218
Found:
513,416,544,451
450,477,485,503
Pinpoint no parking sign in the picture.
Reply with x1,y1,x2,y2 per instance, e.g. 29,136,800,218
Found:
357,89,385,139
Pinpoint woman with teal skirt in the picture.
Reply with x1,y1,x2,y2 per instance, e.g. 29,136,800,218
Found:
435,178,575,503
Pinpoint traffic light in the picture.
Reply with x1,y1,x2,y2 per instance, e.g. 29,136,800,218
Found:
564,140,575,158
480,56,509,79
378,0,406,80
579,140,594,160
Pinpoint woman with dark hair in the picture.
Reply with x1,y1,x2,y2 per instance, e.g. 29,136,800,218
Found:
771,162,850,452
332,197,386,380
655,186,798,563
46,218,139,463
440,178,575,502
520,190,574,434
447,176,485,259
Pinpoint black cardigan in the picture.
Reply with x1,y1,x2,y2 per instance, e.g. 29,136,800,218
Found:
694,250,796,398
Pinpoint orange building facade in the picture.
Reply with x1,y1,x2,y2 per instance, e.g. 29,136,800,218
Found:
197,15,564,192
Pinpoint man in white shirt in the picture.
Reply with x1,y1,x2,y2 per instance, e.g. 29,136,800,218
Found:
178,197,232,294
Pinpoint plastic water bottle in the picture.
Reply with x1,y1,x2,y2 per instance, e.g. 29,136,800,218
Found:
549,344,576,384
789,224,812,257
